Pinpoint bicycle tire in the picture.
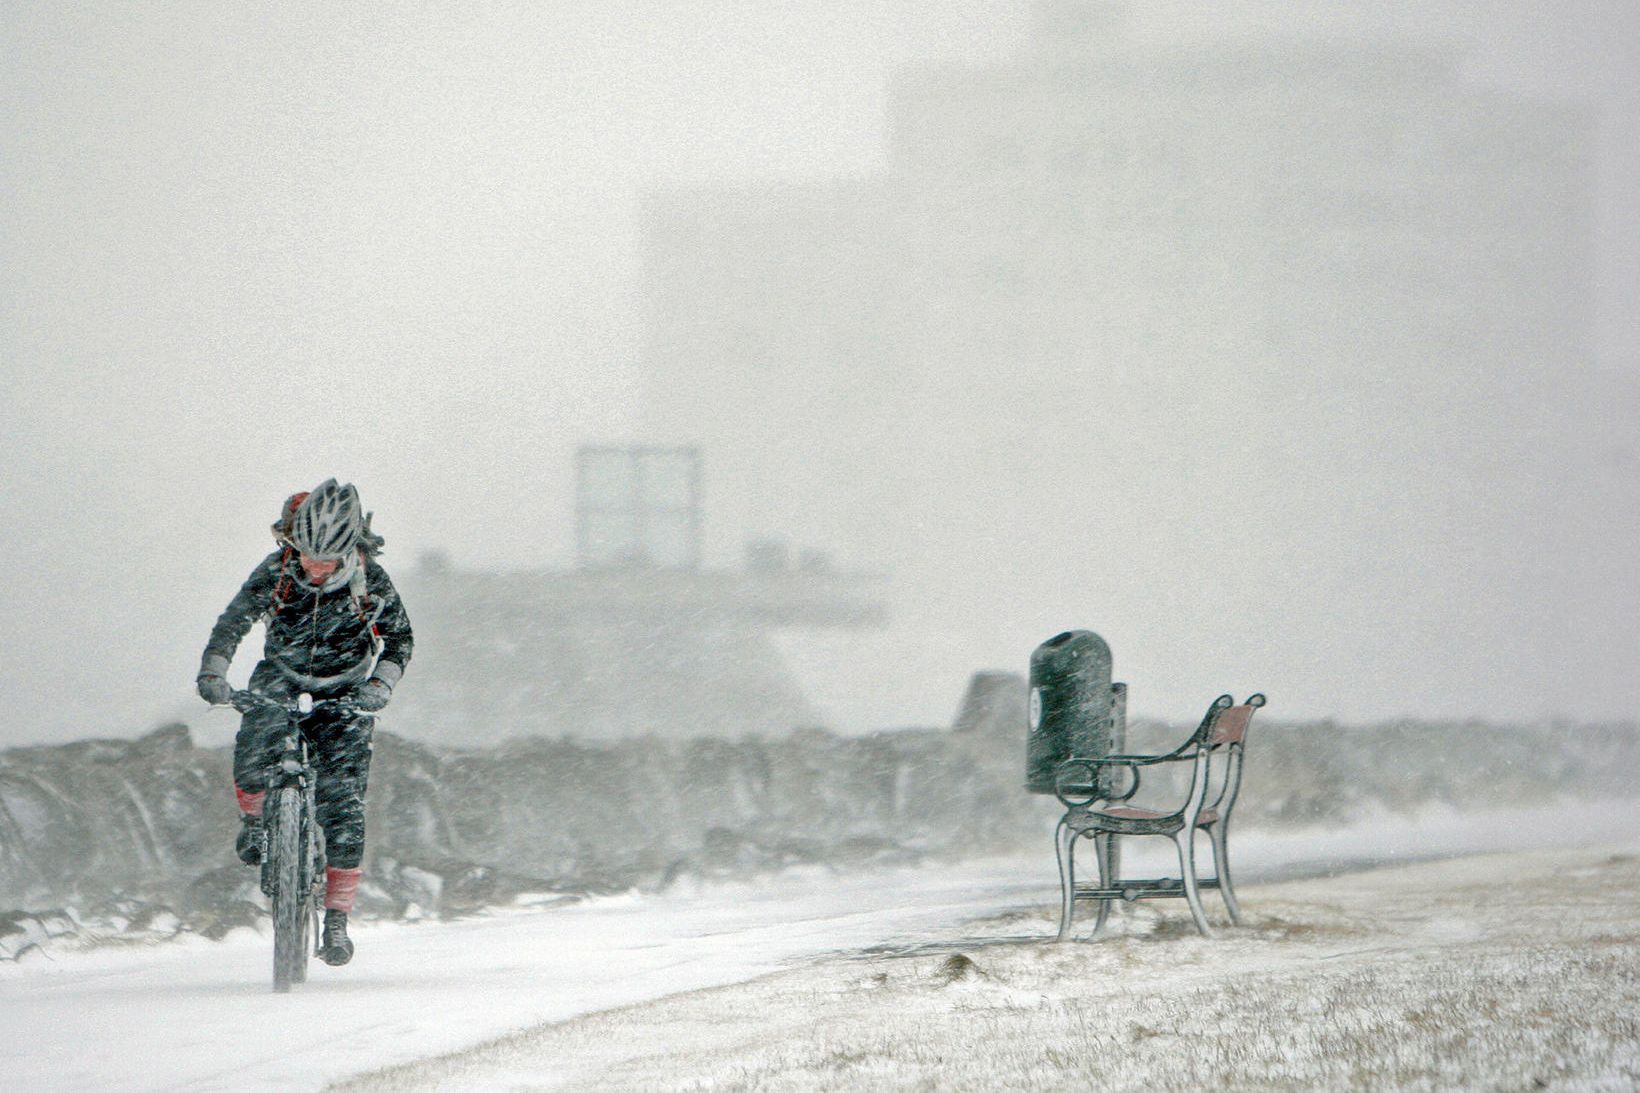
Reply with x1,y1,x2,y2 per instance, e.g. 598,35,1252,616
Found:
270,786,308,992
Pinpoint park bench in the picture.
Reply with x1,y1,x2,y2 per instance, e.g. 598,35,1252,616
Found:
1052,692,1266,939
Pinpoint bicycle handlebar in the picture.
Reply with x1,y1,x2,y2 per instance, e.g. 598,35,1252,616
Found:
227,689,358,716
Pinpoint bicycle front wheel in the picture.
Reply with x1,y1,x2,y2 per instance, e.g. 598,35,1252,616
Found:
269,786,309,993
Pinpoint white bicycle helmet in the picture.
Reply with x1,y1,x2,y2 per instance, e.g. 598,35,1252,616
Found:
289,478,364,560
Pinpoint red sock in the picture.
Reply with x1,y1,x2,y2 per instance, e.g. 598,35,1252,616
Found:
324,867,363,912
234,784,265,818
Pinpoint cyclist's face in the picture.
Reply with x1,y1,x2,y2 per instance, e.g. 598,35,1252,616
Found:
299,554,341,584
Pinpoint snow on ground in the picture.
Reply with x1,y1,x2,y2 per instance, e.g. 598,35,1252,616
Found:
338,842,1640,1092
1,801,1636,1092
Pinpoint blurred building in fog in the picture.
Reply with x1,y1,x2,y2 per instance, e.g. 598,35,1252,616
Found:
637,0,1592,589
393,446,887,744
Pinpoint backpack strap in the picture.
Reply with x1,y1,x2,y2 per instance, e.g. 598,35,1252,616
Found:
268,547,296,619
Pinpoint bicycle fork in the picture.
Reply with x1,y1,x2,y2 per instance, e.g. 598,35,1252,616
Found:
305,756,326,954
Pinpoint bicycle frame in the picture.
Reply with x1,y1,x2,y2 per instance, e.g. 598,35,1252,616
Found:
228,689,341,992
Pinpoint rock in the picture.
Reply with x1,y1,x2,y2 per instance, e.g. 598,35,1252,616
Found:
934,953,984,984
133,722,193,756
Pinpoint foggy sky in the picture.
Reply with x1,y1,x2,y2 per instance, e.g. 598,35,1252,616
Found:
3,1,1638,744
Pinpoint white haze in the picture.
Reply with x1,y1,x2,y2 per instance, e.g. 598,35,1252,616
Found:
2,1,1638,744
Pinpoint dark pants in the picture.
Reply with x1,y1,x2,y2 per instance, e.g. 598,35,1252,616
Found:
232,664,375,870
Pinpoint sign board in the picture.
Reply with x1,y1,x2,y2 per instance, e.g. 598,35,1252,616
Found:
576,446,703,569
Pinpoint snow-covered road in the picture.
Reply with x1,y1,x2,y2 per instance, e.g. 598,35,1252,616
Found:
4,801,1635,1092
5,857,1054,1092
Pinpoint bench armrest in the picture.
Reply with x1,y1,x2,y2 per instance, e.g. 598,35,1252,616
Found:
1104,749,1198,766
1053,756,1144,807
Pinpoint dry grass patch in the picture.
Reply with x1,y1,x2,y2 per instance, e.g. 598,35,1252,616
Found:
334,845,1640,1092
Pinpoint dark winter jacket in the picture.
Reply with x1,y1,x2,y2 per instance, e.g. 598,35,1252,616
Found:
205,549,413,694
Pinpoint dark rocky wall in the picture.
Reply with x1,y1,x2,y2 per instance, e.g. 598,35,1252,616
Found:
2,693,1635,927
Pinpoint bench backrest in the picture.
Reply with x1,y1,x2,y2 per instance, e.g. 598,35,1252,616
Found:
1209,703,1255,746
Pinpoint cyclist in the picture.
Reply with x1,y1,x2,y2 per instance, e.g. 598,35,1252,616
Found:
196,478,413,966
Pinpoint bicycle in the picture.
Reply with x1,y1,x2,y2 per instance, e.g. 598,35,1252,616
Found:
229,689,337,992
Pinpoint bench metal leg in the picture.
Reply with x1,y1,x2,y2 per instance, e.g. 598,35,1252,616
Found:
1055,817,1076,941
1174,829,1214,938
1092,833,1114,936
1208,821,1242,925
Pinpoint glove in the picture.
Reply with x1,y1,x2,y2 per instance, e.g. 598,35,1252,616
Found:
197,674,231,705
197,654,232,705
353,678,391,712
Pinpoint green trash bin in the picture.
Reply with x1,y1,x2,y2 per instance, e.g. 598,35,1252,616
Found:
1026,630,1125,796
